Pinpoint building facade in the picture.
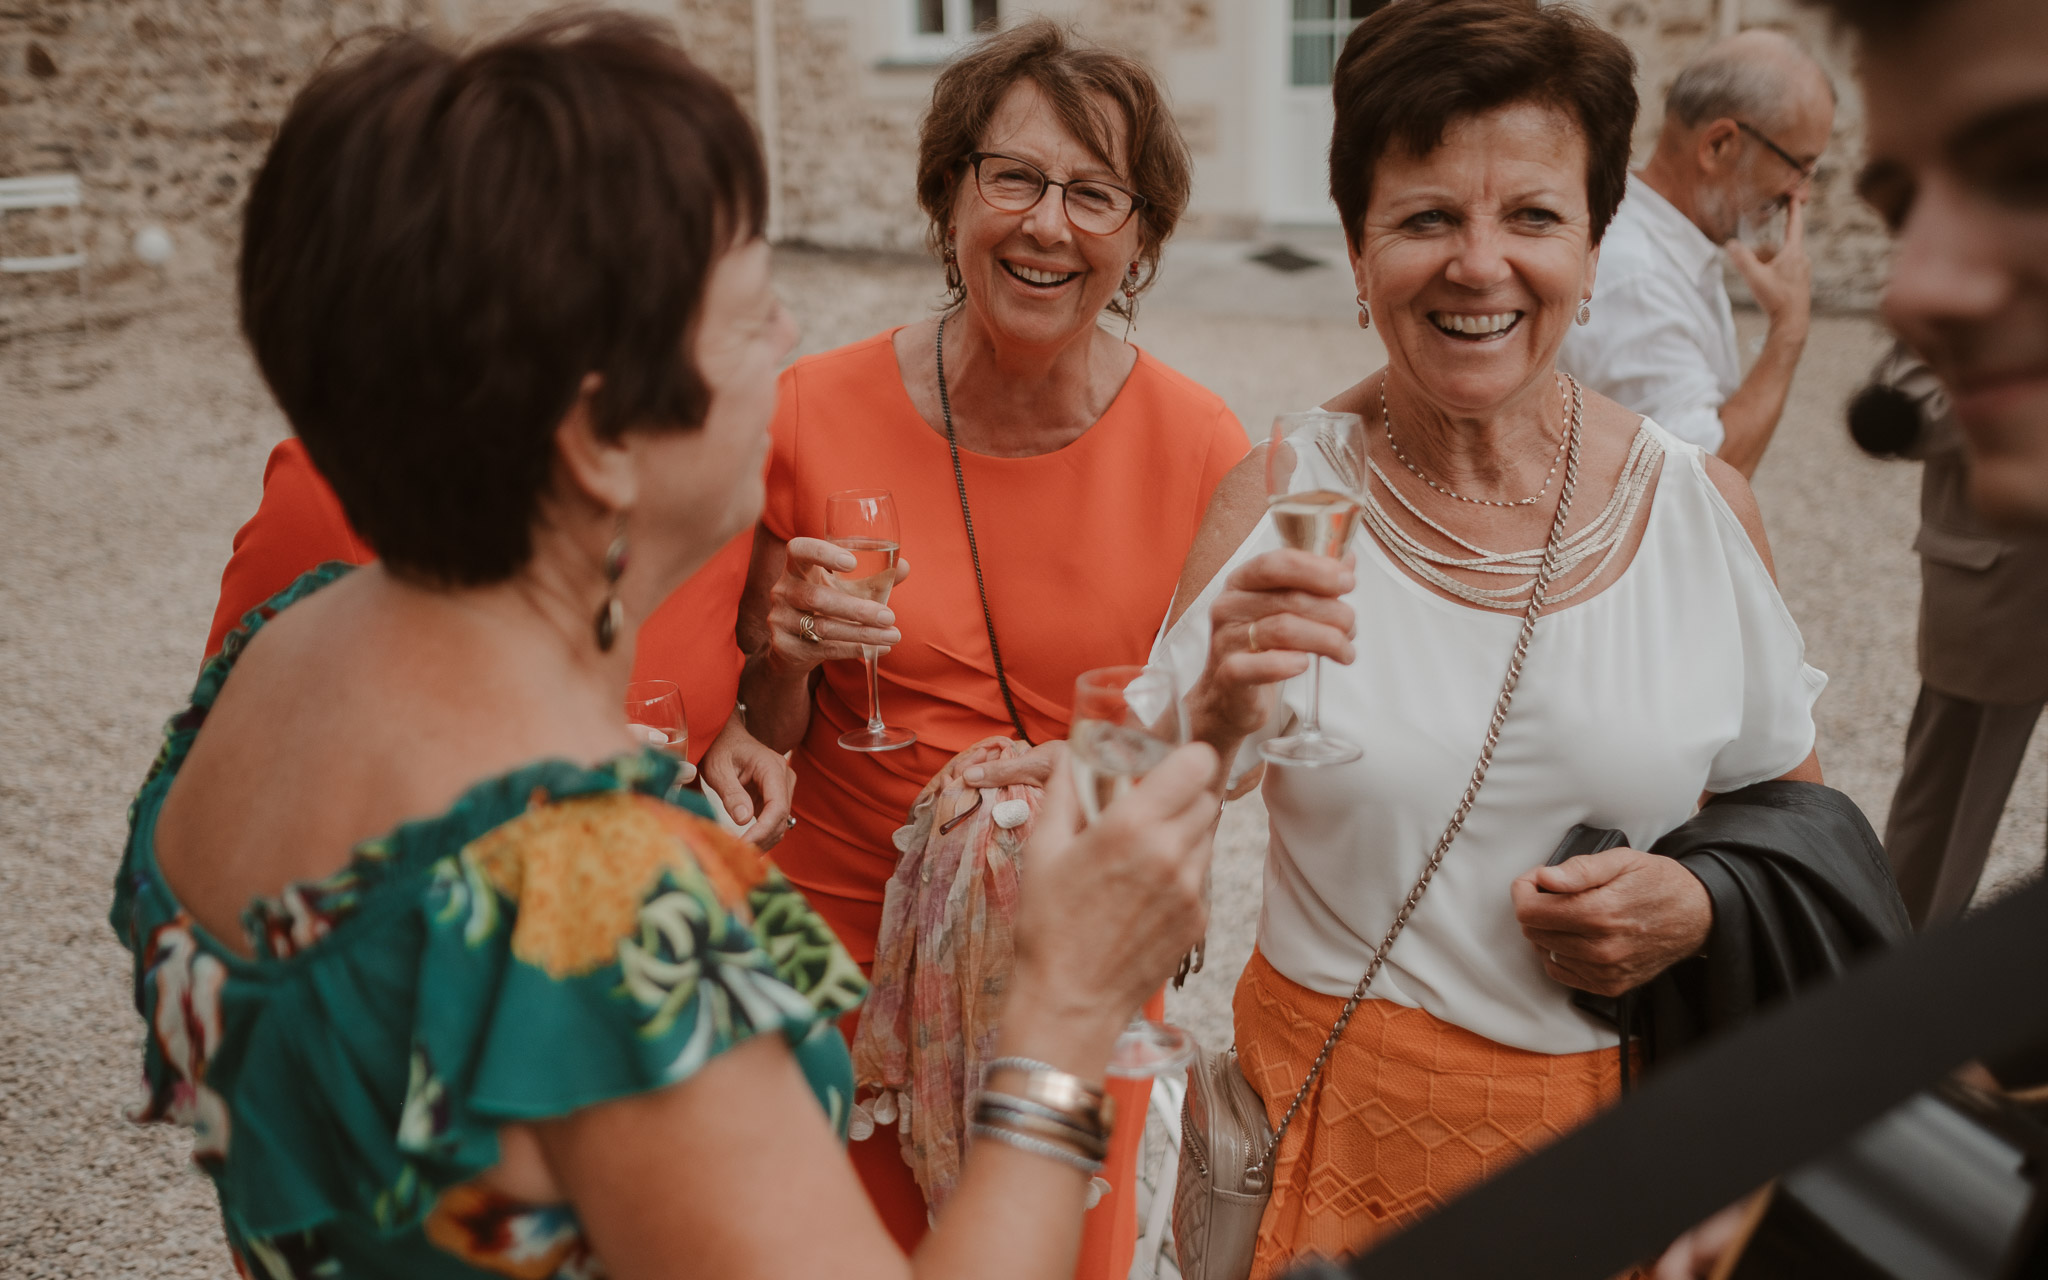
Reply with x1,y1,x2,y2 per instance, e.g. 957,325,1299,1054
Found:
0,0,1888,318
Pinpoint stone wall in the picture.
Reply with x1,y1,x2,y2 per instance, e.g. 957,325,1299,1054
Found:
1598,0,1889,309
0,0,1895,328
0,0,756,330
0,0,421,321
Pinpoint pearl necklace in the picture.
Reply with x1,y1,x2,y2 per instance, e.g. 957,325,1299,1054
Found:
1382,374,1571,507
1360,380,1666,611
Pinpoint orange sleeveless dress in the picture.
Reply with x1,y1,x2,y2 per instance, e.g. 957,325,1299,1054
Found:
204,438,750,764
761,330,1246,1274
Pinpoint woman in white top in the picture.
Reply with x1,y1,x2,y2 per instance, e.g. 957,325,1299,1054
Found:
1155,3,1825,1275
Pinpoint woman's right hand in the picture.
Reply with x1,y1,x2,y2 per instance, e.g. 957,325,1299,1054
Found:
759,536,910,678
1187,548,1357,752
1008,742,1221,1058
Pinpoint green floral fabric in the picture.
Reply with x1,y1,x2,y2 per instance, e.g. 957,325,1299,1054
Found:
111,564,867,1278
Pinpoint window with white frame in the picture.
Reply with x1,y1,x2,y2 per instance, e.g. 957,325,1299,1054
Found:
1288,0,1387,87
900,0,999,61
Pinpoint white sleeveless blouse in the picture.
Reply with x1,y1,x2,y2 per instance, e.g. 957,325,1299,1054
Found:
1152,419,1826,1054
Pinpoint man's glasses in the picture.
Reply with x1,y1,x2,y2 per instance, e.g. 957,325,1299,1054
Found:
966,152,1146,236
1736,121,1819,185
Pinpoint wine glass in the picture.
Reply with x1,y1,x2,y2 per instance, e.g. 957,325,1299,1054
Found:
1260,410,1367,768
1069,664,1198,1079
624,678,695,782
827,489,916,753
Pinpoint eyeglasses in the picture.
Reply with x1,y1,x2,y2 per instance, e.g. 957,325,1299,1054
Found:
966,152,1147,236
1736,121,1819,184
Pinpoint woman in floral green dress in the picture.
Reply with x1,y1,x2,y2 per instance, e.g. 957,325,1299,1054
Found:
111,12,1218,1279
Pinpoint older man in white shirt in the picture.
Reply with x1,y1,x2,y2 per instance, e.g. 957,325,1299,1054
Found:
1560,31,1834,476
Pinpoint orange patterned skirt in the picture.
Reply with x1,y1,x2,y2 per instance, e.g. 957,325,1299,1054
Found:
1233,948,1629,1279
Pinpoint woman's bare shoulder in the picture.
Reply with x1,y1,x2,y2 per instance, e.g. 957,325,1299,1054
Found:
1698,449,1776,578
1166,445,1269,629
1577,380,1777,577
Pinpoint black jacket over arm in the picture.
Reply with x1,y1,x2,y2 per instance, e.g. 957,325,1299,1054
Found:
1636,780,1912,1069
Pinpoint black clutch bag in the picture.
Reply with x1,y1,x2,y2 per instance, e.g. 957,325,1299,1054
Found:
1544,823,1630,870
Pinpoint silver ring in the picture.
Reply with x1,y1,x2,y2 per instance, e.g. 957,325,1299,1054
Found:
799,613,821,644
1247,618,1262,654
786,815,798,828
1549,950,1560,965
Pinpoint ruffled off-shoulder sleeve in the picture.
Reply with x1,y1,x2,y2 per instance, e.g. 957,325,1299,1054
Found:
1691,450,1829,793
220,786,867,1239
411,792,866,1123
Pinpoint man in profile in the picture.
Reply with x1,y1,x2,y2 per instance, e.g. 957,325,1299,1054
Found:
1811,0,2048,531
1559,31,1834,477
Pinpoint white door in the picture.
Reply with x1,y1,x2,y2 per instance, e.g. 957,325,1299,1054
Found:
1267,1,1382,225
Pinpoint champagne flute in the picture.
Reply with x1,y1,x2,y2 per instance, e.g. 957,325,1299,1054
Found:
1260,410,1367,768
1069,664,1198,1079
624,678,695,781
827,489,916,753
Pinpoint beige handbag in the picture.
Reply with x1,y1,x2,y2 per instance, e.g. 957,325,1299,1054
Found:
1170,436,1582,1280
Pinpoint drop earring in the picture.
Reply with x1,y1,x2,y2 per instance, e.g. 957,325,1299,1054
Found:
595,523,628,652
1577,298,1593,326
1356,296,1372,330
943,230,962,305
1121,261,1141,340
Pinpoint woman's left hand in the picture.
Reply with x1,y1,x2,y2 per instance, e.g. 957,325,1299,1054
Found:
698,714,798,851
961,740,1065,789
1510,849,1713,997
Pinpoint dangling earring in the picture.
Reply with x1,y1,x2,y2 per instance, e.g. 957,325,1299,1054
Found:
1121,261,1141,340
942,231,963,305
595,522,628,652
1356,296,1372,330
1577,298,1593,326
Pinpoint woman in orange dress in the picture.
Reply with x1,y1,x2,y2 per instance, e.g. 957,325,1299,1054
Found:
204,436,796,845
736,21,1245,1276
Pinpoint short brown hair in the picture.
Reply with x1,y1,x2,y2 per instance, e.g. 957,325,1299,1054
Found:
1330,0,1637,248
916,18,1191,320
239,10,765,585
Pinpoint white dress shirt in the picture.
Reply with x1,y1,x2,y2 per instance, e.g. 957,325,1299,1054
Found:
1151,420,1825,1054
1559,174,1742,453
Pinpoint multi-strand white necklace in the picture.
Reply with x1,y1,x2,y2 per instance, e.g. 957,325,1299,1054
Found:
1359,375,1664,611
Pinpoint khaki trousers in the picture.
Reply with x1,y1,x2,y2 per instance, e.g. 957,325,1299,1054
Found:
1884,684,2046,928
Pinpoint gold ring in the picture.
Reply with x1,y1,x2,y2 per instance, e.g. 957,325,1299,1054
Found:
1247,618,1262,654
800,613,821,644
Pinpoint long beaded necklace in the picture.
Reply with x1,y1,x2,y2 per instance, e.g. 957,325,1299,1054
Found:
1382,374,1571,507
1359,375,1665,611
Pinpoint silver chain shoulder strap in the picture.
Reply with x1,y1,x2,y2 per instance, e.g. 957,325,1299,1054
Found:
1258,375,1587,1173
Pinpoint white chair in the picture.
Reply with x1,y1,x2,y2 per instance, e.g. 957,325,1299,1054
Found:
1134,1071,1188,1278
0,173,89,330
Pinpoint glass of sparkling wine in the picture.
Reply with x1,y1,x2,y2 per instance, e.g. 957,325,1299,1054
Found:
1070,664,1198,1079
624,678,690,769
827,489,917,753
1260,410,1367,767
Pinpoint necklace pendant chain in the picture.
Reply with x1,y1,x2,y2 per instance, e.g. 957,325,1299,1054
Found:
1382,374,1572,508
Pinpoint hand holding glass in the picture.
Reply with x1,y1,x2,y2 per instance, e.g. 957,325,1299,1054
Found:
1261,411,1367,767
624,679,694,782
1068,664,1198,1079
827,489,916,753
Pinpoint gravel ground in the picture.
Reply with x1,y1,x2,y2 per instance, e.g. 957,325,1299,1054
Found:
2,244,2042,1277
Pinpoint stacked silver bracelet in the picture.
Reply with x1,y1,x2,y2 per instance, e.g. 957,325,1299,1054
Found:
968,1122,1105,1176
971,1057,1115,1177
